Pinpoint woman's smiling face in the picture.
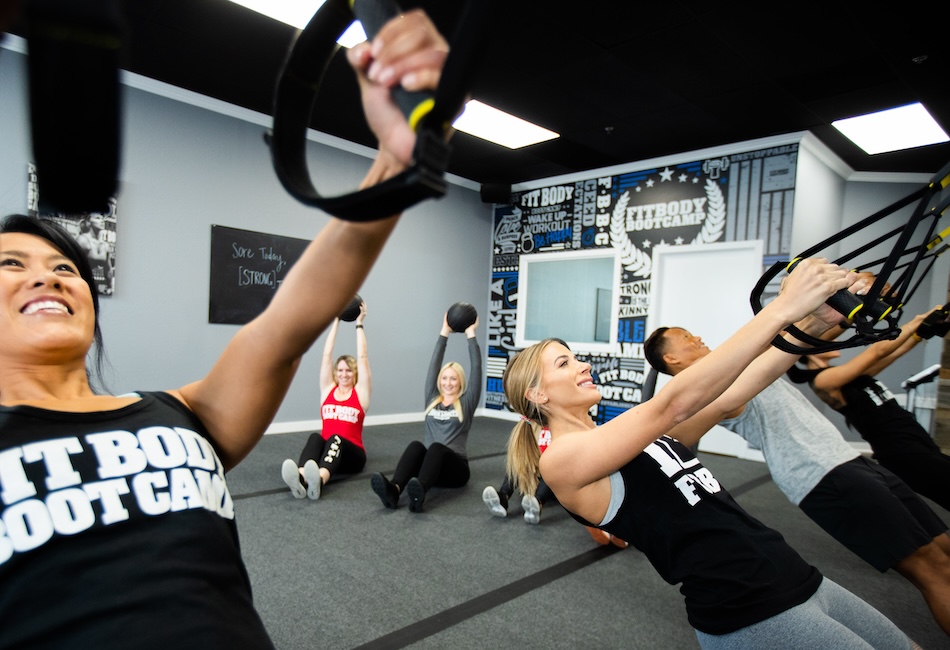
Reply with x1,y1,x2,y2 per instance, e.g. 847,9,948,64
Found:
440,366,460,398
536,341,600,412
0,231,95,363
336,359,355,387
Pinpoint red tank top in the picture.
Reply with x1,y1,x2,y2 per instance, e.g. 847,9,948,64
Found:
538,427,551,453
321,388,365,449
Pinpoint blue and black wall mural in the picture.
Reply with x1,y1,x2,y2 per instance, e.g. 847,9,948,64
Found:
486,143,799,422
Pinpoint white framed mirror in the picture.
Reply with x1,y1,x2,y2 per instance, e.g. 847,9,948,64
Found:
516,248,621,353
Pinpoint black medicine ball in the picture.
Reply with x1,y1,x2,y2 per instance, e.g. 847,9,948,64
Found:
340,294,362,322
447,302,477,332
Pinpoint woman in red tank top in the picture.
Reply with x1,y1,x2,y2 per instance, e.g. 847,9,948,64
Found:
281,302,372,500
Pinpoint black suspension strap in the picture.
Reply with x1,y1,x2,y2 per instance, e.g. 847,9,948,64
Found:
25,0,124,215
751,159,950,355
268,0,491,221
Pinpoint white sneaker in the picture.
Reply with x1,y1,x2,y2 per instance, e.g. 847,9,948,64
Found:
281,459,306,499
303,460,322,500
482,486,507,517
522,494,541,525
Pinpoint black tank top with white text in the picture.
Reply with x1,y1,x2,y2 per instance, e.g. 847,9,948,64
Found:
567,436,820,634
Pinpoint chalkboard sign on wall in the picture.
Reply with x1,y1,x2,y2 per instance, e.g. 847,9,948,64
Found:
209,225,310,325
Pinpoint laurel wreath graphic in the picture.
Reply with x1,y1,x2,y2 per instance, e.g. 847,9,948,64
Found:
609,191,652,278
609,180,726,278
691,180,726,245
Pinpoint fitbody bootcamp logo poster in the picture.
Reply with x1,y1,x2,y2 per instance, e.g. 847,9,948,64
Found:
486,145,798,422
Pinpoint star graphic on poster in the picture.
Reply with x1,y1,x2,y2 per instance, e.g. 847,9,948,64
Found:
646,178,655,188
658,238,668,246
674,236,684,245
659,167,674,182
678,173,689,182
635,186,643,192
642,239,652,248
692,176,700,183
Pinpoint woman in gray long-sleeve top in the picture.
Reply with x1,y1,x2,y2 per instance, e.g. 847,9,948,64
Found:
371,312,481,513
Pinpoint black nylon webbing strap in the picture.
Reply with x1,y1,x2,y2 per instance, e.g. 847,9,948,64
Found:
26,0,124,214
750,158,950,355
269,0,490,221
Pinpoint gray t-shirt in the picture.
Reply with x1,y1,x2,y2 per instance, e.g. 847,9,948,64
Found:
719,378,859,505
423,336,482,458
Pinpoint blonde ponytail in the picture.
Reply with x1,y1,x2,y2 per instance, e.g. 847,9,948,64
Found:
505,419,542,496
502,339,561,496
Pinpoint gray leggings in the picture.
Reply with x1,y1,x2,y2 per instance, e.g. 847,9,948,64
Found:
694,578,912,650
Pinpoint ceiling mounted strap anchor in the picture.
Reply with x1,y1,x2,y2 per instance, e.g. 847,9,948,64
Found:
267,0,491,222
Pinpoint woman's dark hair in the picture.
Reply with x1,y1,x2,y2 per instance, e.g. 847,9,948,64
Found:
785,357,822,385
1,213,109,390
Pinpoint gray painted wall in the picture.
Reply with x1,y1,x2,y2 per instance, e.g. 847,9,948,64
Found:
3,37,945,438
0,43,493,430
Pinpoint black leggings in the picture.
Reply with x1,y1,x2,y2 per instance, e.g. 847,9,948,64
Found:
392,440,469,492
498,474,556,505
298,433,366,481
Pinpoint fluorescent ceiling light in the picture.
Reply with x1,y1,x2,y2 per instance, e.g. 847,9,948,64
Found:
336,22,367,48
228,0,325,30
832,103,949,155
229,0,368,43
228,1,557,149
453,100,559,149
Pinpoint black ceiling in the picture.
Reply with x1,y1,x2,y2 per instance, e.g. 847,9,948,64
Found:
12,1,950,187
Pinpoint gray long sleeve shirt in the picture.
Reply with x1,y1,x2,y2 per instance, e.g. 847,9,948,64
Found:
422,335,482,458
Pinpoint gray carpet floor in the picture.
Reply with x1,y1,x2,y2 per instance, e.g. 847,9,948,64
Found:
225,417,950,650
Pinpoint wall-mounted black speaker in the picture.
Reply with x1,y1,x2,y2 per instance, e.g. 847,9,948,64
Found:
480,183,511,204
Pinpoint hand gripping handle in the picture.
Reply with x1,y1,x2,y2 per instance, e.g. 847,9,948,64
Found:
350,0,435,130
786,258,892,322
268,0,453,221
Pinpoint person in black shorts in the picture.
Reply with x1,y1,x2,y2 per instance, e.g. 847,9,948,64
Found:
788,305,950,511
645,312,950,635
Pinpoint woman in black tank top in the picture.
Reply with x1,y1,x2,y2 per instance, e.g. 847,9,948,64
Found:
500,260,915,648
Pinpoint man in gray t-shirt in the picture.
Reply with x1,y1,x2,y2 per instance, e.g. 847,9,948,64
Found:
644,325,950,634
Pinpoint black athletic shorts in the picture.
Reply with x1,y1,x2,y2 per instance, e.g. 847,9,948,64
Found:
799,456,948,572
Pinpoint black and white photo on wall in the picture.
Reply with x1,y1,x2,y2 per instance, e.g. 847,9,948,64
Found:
27,163,118,296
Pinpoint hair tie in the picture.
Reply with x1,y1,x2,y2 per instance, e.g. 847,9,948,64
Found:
520,415,535,425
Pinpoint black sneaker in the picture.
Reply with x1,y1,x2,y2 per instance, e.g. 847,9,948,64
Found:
371,473,399,509
407,478,426,513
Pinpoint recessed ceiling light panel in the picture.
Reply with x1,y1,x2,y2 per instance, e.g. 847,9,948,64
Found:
832,103,949,155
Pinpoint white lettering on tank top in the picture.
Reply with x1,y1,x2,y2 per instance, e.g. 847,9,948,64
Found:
537,428,552,453
0,426,233,566
862,380,894,407
428,408,460,421
642,438,721,506
322,403,360,424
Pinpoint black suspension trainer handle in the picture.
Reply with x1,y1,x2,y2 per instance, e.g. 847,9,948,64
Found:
350,0,435,130
268,0,485,221
750,159,950,355
785,258,893,322
750,260,900,355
